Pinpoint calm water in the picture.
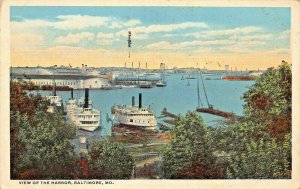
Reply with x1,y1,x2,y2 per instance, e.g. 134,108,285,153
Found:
36,73,255,136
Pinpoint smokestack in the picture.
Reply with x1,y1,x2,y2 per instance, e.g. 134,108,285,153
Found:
139,93,142,109
52,66,56,96
53,82,56,96
132,96,135,107
84,88,89,108
71,88,74,99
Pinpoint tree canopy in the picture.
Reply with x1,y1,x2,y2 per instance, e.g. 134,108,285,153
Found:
163,111,220,179
220,62,292,178
10,81,78,179
88,141,134,179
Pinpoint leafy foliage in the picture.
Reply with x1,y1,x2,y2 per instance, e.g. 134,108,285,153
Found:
226,134,291,179
221,61,292,178
88,141,134,179
10,81,78,179
163,112,220,179
243,61,291,140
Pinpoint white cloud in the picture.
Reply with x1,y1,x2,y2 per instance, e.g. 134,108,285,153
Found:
278,30,290,39
53,15,110,30
229,34,273,41
124,19,142,27
11,15,141,31
163,34,180,38
11,15,109,31
11,19,52,33
55,32,94,44
117,22,208,38
97,32,114,39
265,48,290,55
97,32,121,46
109,19,141,29
11,33,45,49
146,40,233,50
185,26,263,39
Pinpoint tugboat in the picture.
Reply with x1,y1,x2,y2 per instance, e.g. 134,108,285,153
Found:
111,93,157,130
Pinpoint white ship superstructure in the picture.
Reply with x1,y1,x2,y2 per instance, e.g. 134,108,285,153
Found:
112,93,157,130
46,95,62,107
46,67,62,108
66,88,101,132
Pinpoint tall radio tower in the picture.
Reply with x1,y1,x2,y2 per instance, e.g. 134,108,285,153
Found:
128,31,132,58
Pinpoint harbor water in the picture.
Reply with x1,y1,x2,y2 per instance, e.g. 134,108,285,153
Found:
36,73,255,136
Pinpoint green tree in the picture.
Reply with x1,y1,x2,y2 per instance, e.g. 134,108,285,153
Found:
163,111,219,179
88,141,134,179
226,134,291,179
10,80,78,179
243,61,291,140
222,61,292,178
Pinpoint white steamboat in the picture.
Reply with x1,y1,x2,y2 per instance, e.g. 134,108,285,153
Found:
111,93,157,130
66,88,100,132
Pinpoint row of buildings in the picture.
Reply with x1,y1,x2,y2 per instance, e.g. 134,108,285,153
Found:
11,65,110,89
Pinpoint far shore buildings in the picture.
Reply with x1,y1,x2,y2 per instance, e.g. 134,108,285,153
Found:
11,65,110,89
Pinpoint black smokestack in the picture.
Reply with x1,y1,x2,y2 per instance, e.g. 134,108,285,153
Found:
139,93,142,109
84,88,89,108
71,88,74,99
53,82,56,96
132,96,135,107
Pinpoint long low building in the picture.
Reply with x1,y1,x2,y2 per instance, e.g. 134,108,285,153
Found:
11,67,111,89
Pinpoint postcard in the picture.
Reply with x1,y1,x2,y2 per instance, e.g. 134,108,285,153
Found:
1,0,300,189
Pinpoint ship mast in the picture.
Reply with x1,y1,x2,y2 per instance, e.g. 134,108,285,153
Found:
197,63,203,108
199,67,212,109
196,63,203,108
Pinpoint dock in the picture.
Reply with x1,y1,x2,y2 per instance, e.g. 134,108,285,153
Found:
161,108,178,119
196,108,241,120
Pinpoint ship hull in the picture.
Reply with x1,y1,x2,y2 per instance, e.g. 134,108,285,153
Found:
79,126,99,132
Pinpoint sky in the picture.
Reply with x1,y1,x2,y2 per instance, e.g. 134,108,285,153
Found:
10,6,291,70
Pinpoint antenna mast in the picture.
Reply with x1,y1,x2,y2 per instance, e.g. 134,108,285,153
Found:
128,31,132,58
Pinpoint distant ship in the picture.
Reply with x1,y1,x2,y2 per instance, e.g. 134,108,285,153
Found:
186,74,196,79
66,88,101,132
139,81,153,88
156,65,167,87
156,81,167,87
111,93,157,130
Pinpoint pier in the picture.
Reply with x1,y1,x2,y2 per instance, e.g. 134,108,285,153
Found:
161,108,178,119
196,108,241,120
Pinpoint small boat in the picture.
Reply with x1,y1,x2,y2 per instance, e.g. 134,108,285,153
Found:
181,75,185,80
186,74,196,79
111,93,157,130
156,81,167,87
139,82,153,88
156,66,167,87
